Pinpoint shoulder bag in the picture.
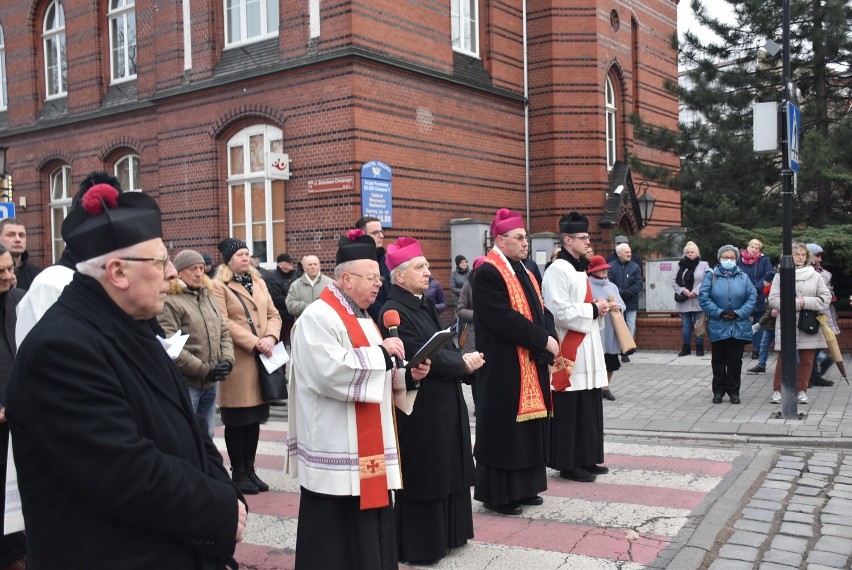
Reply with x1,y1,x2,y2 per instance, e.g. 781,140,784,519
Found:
797,309,819,335
228,287,288,402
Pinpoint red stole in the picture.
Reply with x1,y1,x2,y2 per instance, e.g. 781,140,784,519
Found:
319,287,389,510
551,276,593,391
483,249,549,422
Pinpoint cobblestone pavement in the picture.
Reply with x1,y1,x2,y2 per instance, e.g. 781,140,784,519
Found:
246,350,852,569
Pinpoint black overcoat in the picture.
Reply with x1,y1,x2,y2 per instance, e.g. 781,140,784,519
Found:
6,274,241,570
379,286,475,502
471,259,552,469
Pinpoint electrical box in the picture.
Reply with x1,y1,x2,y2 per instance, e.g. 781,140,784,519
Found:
753,101,779,153
644,258,681,312
449,218,490,270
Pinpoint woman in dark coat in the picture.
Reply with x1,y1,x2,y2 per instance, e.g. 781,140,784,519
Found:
736,238,773,358
379,238,483,565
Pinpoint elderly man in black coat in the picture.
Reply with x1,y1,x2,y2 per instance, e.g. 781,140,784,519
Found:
6,185,245,570
379,237,484,565
472,209,559,516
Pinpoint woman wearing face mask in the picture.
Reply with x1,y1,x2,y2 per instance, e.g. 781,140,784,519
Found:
698,245,757,404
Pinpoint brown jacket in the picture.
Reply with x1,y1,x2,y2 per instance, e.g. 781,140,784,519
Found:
158,275,234,389
212,277,282,408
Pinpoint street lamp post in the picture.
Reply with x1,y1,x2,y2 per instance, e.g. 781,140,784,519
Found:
778,0,797,418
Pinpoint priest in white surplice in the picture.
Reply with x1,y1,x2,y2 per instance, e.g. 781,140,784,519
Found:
542,212,610,483
285,229,430,570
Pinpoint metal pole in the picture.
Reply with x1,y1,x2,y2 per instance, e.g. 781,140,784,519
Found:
779,0,797,418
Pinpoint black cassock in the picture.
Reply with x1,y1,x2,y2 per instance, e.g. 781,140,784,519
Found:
380,285,474,564
471,258,554,506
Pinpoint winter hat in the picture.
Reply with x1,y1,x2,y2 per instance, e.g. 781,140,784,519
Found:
806,243,823,256
336,229,377,265
173,250,205,273
613,235,629,245
217,238,249,264
61,184,162,262
454,255,467,267
717,244,738,260
587,255,611,274
201,253,213,266
276,253,294,264
490,208,524,237
385,237,424,271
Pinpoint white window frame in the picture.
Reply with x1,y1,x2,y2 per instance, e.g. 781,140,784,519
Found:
0,25,7,110
114,154,142,192
226,125,285,265
224,0,279,48
43,0,67,99
49,165,72,262
606,76,617,171
451,0,479,57
108,0,137,83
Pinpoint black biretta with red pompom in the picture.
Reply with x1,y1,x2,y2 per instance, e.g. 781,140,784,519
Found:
61,184,163,261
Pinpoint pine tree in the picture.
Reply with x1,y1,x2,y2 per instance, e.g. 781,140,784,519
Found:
632,0,852,249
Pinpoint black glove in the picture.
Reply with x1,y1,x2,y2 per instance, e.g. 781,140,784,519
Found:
218,360,234,375
205,362,222,382
721,310,737,320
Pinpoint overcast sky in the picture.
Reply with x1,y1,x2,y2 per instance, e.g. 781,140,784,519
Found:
677,1,736,42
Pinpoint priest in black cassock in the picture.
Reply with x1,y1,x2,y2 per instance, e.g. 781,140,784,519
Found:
542,213,610,483
379,237,484,564
471,209,559,516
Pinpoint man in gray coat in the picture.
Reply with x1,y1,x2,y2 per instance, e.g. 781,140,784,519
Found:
285,255,331,320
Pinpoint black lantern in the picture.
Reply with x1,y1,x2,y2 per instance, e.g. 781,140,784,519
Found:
636,187,656,227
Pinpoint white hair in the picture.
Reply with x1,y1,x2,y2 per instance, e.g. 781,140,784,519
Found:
615,243,631,255
334,260,358,280
390,259,412,283
76,244,142,279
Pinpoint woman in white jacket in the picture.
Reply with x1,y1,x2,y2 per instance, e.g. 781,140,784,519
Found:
766,241,831,404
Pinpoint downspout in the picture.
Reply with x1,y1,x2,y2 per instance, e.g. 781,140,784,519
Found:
523,0,530,228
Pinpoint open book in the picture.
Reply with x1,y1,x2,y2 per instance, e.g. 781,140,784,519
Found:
406,328,456,368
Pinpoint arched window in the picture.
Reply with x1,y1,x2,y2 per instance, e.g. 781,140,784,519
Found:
114,154,141,192
49,165,72,262
224,0,279,47
0,25,7,110
43,0,67,98
451,0,478,56
226,125,285,264
605,75,617,171
109,0,137,82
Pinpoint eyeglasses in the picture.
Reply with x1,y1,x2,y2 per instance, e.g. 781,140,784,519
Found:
501,233,529,242
349,272,385,284
102,254,171,272
568,235,591,242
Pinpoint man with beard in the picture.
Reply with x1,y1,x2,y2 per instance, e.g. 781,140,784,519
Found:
472,208,558,516
379,237,483,564
542,212,609,483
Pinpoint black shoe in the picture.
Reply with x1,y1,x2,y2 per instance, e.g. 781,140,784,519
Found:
559,467,596,482
232,470,260,495
730,394,741,404
584,464,609,475
268,399,288,406
819,357,835,377
247,467,270,492
695,345,704,357
626,349,636,355
677,344,690,357
748,365,766,374
809,376,835,387
621,354,630,363
712,394,723,404
483,502,522,516
517,495,544,506
751,351,759,360
602,390,616,401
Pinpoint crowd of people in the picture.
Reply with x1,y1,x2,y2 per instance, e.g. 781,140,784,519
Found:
0,170,841,569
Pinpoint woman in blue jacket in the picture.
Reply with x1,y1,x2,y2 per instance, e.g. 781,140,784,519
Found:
698,245,757,404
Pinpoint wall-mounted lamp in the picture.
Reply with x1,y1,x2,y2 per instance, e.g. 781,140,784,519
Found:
636,182,656,227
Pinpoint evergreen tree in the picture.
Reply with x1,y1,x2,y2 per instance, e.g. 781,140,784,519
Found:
632,0,852,250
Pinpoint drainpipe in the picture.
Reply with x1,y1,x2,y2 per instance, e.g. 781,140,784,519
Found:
523,0,530,228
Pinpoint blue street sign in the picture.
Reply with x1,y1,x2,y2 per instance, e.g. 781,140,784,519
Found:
0,202,15,220
787,102,800,173
360,161,392,227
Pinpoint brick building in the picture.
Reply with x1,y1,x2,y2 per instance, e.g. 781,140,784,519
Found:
0,0,680,281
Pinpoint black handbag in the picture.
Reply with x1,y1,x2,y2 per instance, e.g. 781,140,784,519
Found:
797,309,819,335
228,287,288,402
674,292,689,303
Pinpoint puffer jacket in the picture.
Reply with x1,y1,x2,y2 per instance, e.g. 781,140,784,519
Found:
737,253,773,313
157,275,234,389
698,266,757,343
767,266,831,350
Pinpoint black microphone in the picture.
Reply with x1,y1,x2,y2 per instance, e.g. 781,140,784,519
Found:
382,310,404,369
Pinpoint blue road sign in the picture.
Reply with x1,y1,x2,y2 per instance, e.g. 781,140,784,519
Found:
787,102,800,173
361,161,392,227
0,202,15,220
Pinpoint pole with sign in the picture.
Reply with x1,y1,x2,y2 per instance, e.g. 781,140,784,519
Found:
360,161,392,227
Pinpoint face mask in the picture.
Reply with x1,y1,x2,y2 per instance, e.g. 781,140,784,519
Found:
720,260,736,270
